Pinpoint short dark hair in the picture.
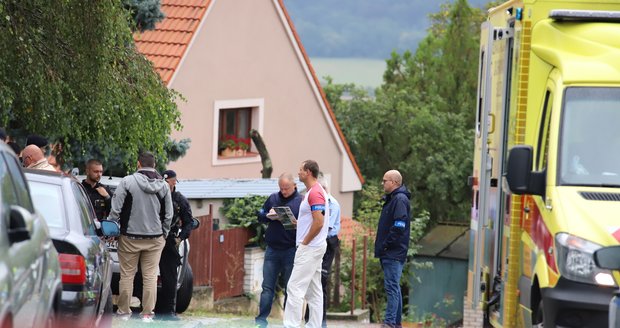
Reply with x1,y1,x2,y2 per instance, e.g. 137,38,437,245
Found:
302,160,320,178
138,152,156,168
0,128,6,142
7,141,20,155
86,158,102,168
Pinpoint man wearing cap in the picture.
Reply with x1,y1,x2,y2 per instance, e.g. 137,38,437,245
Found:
156,169,193,320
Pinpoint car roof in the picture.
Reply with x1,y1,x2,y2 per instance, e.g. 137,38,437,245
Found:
74,175,123,187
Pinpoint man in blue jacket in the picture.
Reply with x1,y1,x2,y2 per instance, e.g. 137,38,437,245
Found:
255,173,303,328
375,170,411,328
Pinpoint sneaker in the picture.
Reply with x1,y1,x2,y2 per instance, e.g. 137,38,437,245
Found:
158,312,181,321
115,310,131,321
141,313,155,323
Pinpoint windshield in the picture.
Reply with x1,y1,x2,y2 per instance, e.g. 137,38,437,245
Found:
28,181,66,228
559,87,620,187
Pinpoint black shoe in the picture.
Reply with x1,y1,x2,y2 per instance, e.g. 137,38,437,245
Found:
157,312,181,321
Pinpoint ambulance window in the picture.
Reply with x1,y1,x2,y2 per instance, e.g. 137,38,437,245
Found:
476,51,485,136
536,90,553,169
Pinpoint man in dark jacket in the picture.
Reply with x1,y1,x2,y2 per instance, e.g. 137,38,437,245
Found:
375,170,411,328
255,172,302,328
107,152,172,322
81,159,112,221
156,169,193,320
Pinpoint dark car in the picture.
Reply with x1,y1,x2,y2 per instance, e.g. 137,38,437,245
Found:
0,143,63,328
26,169,119,328
76,174,197,313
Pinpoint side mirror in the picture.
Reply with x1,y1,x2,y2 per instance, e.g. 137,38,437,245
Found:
594,246,620,270
100,220,120,237
9,205,31,244
191,217,200,230
505,145,545,196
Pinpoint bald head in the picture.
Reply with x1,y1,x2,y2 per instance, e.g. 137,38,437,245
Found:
382,169,403,193
278,172,297,198
22,144,45,168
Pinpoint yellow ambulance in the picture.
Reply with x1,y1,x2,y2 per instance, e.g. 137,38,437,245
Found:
466,1,620,327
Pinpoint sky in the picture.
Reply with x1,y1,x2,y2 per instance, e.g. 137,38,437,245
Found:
283,0,492,59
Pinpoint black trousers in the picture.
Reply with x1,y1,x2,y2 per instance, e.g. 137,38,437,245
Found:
156,235,181,314
321,235,340,325
305,235,340,326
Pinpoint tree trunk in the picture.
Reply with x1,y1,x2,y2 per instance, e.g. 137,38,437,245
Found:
250,129,273,178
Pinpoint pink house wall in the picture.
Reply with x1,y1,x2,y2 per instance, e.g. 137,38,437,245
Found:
166,0,361,216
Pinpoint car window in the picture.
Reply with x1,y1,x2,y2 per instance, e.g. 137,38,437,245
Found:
71,182,97,236
28,181,66,229
0,154,19,208
2,152,34,212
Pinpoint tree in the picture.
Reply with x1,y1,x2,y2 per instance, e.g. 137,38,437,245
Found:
0,0,180,173
326,0,487,223
123,0,165,32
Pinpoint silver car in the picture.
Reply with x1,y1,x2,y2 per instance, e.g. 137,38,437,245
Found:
0,143,63,327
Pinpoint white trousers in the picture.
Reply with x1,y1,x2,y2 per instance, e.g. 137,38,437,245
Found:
283,243,327,328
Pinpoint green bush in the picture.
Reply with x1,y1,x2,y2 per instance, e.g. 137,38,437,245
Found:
220,195,269,248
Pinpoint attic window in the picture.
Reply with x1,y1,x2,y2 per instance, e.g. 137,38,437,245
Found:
212,99,264,165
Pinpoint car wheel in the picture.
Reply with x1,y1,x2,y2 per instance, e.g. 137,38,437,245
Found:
175,264,193,313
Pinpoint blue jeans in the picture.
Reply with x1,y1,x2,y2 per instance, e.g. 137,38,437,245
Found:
381,258,404,326
255,246,296,327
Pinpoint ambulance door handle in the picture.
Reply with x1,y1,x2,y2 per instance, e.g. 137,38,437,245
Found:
488,114,496,134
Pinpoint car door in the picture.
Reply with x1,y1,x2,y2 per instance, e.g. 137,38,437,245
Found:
0,152,42,327
71,182,108,306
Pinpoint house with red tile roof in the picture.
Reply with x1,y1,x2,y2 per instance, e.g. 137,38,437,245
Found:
133,0,363,216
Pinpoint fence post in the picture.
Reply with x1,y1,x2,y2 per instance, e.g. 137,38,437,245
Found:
333,245,341,306
350,238,356,315
362,236,367,310
208,204,213,286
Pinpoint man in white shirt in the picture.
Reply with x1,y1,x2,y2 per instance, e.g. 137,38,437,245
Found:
283,160,329,328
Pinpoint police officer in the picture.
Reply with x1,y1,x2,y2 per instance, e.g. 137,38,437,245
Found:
82,159,111,221
156,170,193,320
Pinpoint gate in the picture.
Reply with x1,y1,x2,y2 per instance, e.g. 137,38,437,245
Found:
188,205,251,300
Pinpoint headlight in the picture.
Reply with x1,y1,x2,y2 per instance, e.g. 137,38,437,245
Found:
555,233,616,286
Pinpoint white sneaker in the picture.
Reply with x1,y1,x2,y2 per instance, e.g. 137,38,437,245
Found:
141,313,155,323
115,310,131,321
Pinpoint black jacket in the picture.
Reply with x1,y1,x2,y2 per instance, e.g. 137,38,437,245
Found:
82,179,112,221
258,190,302,250
171,189,193,240
374,185,411,263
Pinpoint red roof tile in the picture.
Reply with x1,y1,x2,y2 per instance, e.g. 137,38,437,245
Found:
338,217,373,247
133,0,211,84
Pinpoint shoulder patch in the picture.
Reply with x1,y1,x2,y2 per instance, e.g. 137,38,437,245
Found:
394,220,406,228
311,204,326,212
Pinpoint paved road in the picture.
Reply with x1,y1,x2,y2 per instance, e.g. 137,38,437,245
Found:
111,314,383,327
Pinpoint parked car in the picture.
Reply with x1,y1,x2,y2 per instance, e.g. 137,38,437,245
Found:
26,169,119,328
0,143,63,328
75,174,198,313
